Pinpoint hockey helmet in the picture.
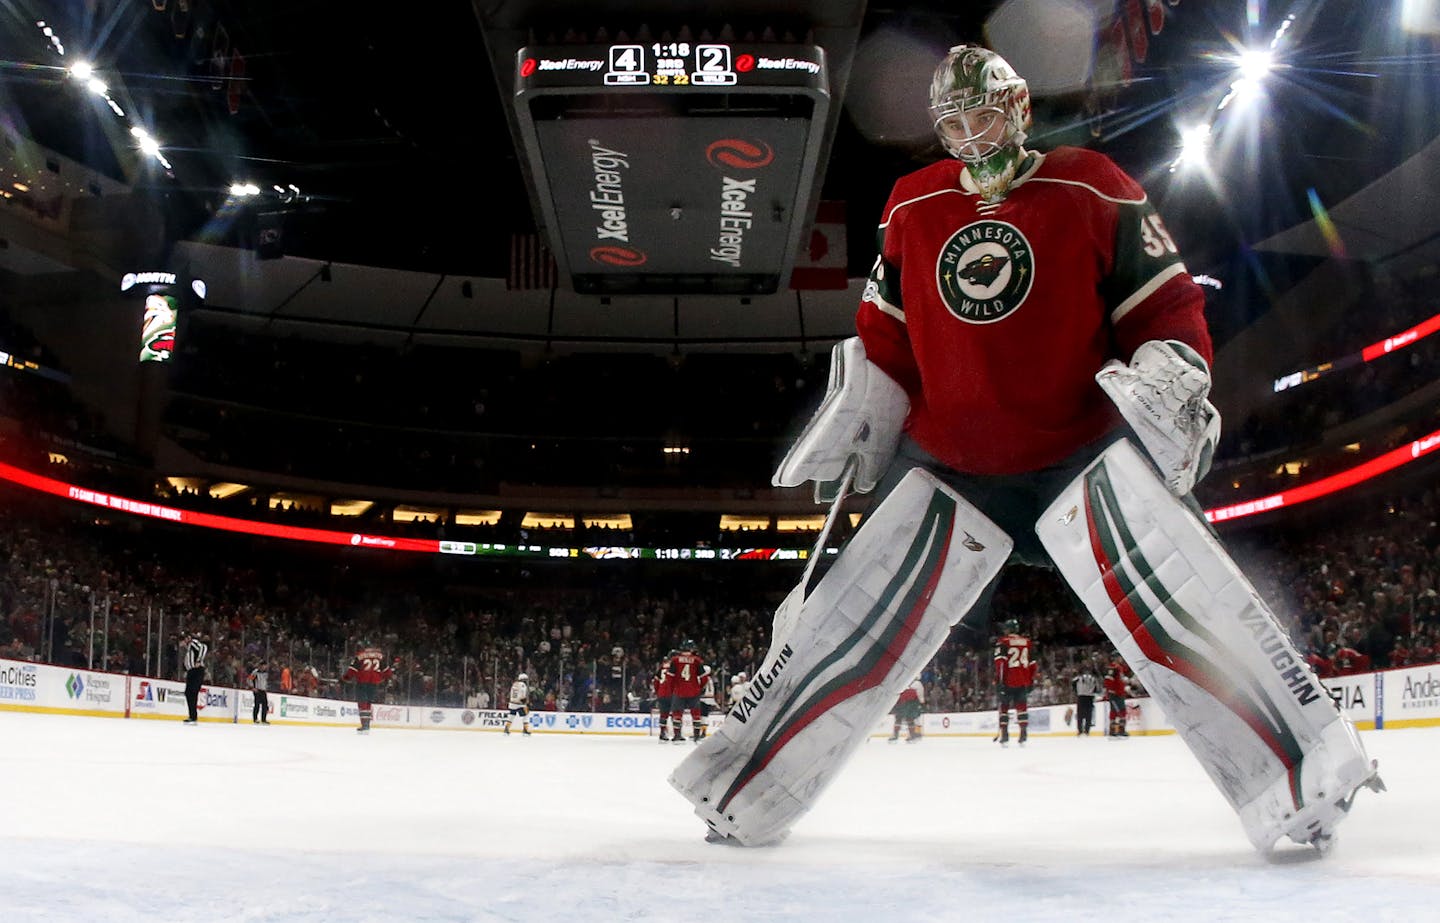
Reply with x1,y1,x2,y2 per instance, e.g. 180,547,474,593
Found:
929,44,1032,203
681,639,696,651
517,672,528,681
1001,618,1020,634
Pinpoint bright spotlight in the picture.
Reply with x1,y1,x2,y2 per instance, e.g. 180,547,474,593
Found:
1174,123,1211,170
137,136,161,156
1237,48,1273,82
86,77,107,96
129,126,150,140
69,61,94,81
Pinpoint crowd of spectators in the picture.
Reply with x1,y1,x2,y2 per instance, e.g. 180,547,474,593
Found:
3,468,1437,718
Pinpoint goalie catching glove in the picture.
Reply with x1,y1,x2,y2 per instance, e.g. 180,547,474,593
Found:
1096,339,1220,497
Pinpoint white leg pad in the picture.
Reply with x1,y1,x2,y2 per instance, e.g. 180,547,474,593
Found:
668,467,1011,845
1036,439,1382,853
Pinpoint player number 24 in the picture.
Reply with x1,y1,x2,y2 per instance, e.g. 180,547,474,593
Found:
1140,213,1178,258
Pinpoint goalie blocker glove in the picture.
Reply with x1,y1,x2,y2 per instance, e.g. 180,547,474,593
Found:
773,337,909,503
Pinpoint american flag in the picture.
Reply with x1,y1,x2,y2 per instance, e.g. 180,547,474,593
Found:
507,233,559,291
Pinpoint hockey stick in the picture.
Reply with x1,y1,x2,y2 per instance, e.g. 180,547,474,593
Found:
797,461,857,595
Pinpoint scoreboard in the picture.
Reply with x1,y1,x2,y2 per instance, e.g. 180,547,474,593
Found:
517,43,827,91
512,42,830,295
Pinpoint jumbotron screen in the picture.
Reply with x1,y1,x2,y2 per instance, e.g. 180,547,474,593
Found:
120,271,206,364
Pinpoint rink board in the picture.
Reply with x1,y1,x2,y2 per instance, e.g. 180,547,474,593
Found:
5,657,1438,735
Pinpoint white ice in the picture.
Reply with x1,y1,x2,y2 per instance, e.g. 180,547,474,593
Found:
1,712,1436,922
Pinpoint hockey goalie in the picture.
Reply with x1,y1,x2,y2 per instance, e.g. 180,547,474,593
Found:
670,43,1382,854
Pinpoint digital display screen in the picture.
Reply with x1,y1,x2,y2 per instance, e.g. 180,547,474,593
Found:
516,43,826,92
140,294,178,363
120,271,205,366
511,42,830,295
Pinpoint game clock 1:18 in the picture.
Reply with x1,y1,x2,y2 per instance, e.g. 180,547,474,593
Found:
652,42,691,58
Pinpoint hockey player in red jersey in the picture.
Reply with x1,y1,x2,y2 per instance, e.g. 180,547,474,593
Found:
994,619,1037,746
653,658,676,742
672,44,1380,853
890,677,925,742
1104,662,1132,738
342,643,396,733
668,641,709,743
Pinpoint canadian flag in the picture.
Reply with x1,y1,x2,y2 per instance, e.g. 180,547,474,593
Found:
789,201,848,290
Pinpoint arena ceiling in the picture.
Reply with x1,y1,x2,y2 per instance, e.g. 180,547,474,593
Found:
1,1,1435,346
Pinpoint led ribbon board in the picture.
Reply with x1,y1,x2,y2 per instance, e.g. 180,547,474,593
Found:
513,42,830,295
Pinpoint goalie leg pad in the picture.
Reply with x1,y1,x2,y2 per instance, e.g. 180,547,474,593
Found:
669,467,1011,845
1035,439,1381,853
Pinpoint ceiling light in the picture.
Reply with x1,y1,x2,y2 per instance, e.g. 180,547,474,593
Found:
1174,123,1211,170
1237,48,1273,83
70,61,94,81
86,77,107,96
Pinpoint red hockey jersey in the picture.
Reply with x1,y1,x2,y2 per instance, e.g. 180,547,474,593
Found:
668,652,707,698
342,647,394,685
857,147,1212,475
653,668,674,701
994,633,1037,688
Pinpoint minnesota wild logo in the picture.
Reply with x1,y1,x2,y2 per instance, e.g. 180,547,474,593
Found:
935,220,1034,324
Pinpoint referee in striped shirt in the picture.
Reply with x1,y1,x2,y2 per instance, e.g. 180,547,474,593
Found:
1073,667,1101,736
182,633,208,724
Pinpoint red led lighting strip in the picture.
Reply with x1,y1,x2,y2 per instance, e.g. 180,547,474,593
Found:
1206,427,1440,523
0,461,440,553
4,425,1440,545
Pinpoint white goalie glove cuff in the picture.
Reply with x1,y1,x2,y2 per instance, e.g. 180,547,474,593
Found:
773,337,910,503
1096,339,1221,496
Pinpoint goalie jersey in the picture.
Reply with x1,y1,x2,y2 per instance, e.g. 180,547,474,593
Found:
856,146,1213,475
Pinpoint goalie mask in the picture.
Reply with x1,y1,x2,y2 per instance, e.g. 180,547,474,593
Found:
929,44,1032,204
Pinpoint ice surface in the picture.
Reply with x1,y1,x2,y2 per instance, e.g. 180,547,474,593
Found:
1,712,1435,922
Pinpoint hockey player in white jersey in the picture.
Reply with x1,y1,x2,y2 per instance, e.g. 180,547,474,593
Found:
669,44,1381,854
503,673,531,736
726,672,748,710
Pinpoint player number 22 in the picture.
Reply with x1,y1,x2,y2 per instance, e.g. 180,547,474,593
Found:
1140,213,1178,257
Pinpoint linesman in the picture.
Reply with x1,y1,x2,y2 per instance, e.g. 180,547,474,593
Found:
182,633,207,724
1073,667,1100,736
